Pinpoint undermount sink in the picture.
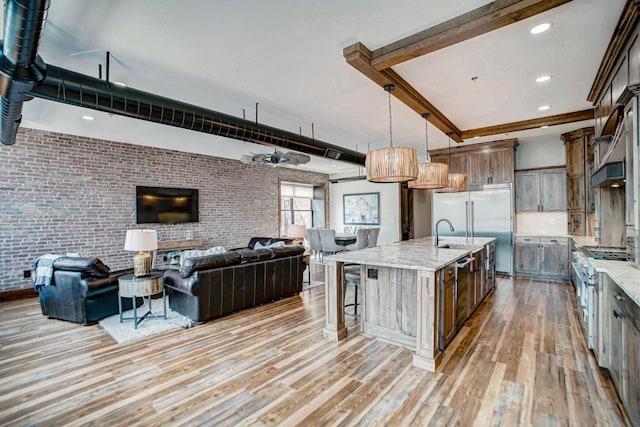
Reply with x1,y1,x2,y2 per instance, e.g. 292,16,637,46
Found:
437,244,473,250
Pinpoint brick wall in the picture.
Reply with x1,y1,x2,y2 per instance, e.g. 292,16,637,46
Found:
0,128,329,292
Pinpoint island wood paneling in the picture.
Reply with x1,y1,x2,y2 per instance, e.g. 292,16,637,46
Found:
0,277,631,426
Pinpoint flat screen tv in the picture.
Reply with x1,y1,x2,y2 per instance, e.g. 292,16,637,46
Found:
136,186,199,224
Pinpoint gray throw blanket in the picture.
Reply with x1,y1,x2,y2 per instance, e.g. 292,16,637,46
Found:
32,254,63,289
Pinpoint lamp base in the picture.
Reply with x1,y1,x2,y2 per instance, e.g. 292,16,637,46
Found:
133,252,151,277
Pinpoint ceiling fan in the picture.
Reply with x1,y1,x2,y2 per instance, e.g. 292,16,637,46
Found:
241,149,311,166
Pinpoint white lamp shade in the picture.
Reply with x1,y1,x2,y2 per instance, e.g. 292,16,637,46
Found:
287,224,306,239
124,229,158,251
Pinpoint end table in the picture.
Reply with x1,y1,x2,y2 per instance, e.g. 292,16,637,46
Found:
118,271,166,329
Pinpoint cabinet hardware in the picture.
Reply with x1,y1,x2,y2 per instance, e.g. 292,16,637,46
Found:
613,310,624,319
550,239,557,243
614,294,625,301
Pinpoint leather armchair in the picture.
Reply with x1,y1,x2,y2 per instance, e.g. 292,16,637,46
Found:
37,257,140,325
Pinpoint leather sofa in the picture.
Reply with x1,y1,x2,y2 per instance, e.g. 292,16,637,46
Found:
163,238,305,323
37,256,140,325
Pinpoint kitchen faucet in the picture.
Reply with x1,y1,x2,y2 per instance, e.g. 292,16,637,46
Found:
434,218,454,246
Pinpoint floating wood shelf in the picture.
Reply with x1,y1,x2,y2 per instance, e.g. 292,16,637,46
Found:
157,239,204,251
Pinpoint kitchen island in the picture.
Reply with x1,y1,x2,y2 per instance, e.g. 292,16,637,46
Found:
323,236,496,371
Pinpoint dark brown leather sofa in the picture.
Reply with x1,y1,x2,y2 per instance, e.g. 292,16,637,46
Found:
36,257,140,325
163,238,305,323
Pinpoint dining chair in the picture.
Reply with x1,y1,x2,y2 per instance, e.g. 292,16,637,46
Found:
345,228,369,251
367,228,380,247
318,229,345,255
306,228,323,260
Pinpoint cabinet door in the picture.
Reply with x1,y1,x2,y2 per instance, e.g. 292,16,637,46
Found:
515,172,540,212
449,153,468,175
566,138,585,176
625,321,640,425
567,175,585,211
491,149,514,184
609,301,624,393
568,212,586,235
540,170,567,211
468,151,490,185
540,238,569,276
515,240,540,274
444,277,455,344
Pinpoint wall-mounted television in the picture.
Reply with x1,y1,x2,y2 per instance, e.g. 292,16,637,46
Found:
136,186,199,224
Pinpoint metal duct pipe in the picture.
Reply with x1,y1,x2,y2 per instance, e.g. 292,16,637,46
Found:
29,64,366,166
0,0,50,145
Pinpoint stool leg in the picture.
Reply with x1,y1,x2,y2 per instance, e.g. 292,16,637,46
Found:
354,284,358,316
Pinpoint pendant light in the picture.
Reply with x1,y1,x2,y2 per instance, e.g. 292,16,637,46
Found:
438,131,468,192
408,113,449,189
366,84,418,183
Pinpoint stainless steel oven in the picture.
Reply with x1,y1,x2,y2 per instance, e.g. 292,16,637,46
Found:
572,250,595,349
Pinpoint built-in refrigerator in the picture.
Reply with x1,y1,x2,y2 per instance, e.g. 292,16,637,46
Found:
432,184,513,275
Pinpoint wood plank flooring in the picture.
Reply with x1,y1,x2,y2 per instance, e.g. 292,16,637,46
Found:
0,276,631,426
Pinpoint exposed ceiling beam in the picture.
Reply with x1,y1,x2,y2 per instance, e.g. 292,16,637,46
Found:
344,0,580,143
460,109,594,139
343,42,463,142
370,0,573,70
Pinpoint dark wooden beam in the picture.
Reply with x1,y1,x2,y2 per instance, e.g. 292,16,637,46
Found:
461,109,594,139
343,42,463,142
370,0,572,70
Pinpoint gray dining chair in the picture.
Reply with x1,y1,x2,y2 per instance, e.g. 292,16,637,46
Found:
345,228,369,251
318,229,345,255
306,228,323,260
367,228,380,247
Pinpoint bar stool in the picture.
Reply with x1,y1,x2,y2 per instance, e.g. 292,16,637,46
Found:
343,264,361,318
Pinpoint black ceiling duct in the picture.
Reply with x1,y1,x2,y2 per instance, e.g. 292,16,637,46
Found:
0,0,367,167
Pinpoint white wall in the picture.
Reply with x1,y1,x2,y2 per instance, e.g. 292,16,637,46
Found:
329,179,401,245
515,136,566,170
516,212,568,235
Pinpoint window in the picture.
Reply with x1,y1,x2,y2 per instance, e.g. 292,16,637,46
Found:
280,182,314,235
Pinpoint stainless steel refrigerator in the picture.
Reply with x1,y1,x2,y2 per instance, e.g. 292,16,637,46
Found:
432,184,513,275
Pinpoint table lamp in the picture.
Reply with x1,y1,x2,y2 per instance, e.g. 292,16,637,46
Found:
124,229,158,276
287,224,306,245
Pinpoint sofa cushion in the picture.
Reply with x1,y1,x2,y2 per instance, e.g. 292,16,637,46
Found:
270,244,305,258
180,246,226,269
236,248,273,263
180,252,242,277
53,257,110,277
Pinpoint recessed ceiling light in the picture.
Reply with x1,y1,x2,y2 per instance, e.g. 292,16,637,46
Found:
113,81,127,88
473,136,480,139
538,105,551,111
82,115,95,121
530,23,551,35
541,125,549,129
536,75,552,83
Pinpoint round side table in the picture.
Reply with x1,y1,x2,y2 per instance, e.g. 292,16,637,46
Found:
118,271,166,329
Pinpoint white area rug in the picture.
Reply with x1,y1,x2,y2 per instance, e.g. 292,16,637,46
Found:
99,297,192,344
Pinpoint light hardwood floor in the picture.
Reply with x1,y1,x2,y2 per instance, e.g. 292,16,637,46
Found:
0,276,630,426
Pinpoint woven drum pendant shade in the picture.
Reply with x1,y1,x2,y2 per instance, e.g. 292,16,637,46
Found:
438,172,469,193
366,84,418,183
366,146,418,183
409,161,449,189
409,113,448,189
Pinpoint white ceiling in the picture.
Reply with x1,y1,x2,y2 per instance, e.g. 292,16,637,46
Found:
0,0,626,176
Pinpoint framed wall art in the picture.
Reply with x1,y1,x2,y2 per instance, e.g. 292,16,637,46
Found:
343,192,380,225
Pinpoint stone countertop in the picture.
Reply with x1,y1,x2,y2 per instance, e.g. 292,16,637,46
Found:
569,235,599,247
325,236,495,272
590,259,640,307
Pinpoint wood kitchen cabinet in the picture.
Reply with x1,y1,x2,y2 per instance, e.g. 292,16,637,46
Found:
606,279,640,426
514,236,569,278
562,127,594,235
430,139,517,188
515,168,566,212
442,263,456,345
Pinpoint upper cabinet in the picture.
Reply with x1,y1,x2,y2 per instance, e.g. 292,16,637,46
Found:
562,127,594,236
515,168,567,212
430,139,517,189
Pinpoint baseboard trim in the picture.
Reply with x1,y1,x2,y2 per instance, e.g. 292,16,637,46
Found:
0,288,38,302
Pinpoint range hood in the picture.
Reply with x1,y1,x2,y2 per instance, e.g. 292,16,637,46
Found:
591,106,626,188
591,160,625,188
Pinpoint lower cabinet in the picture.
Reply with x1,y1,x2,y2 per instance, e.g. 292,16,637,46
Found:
443,264,456,346
514,236,570,278
603,277,640,426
